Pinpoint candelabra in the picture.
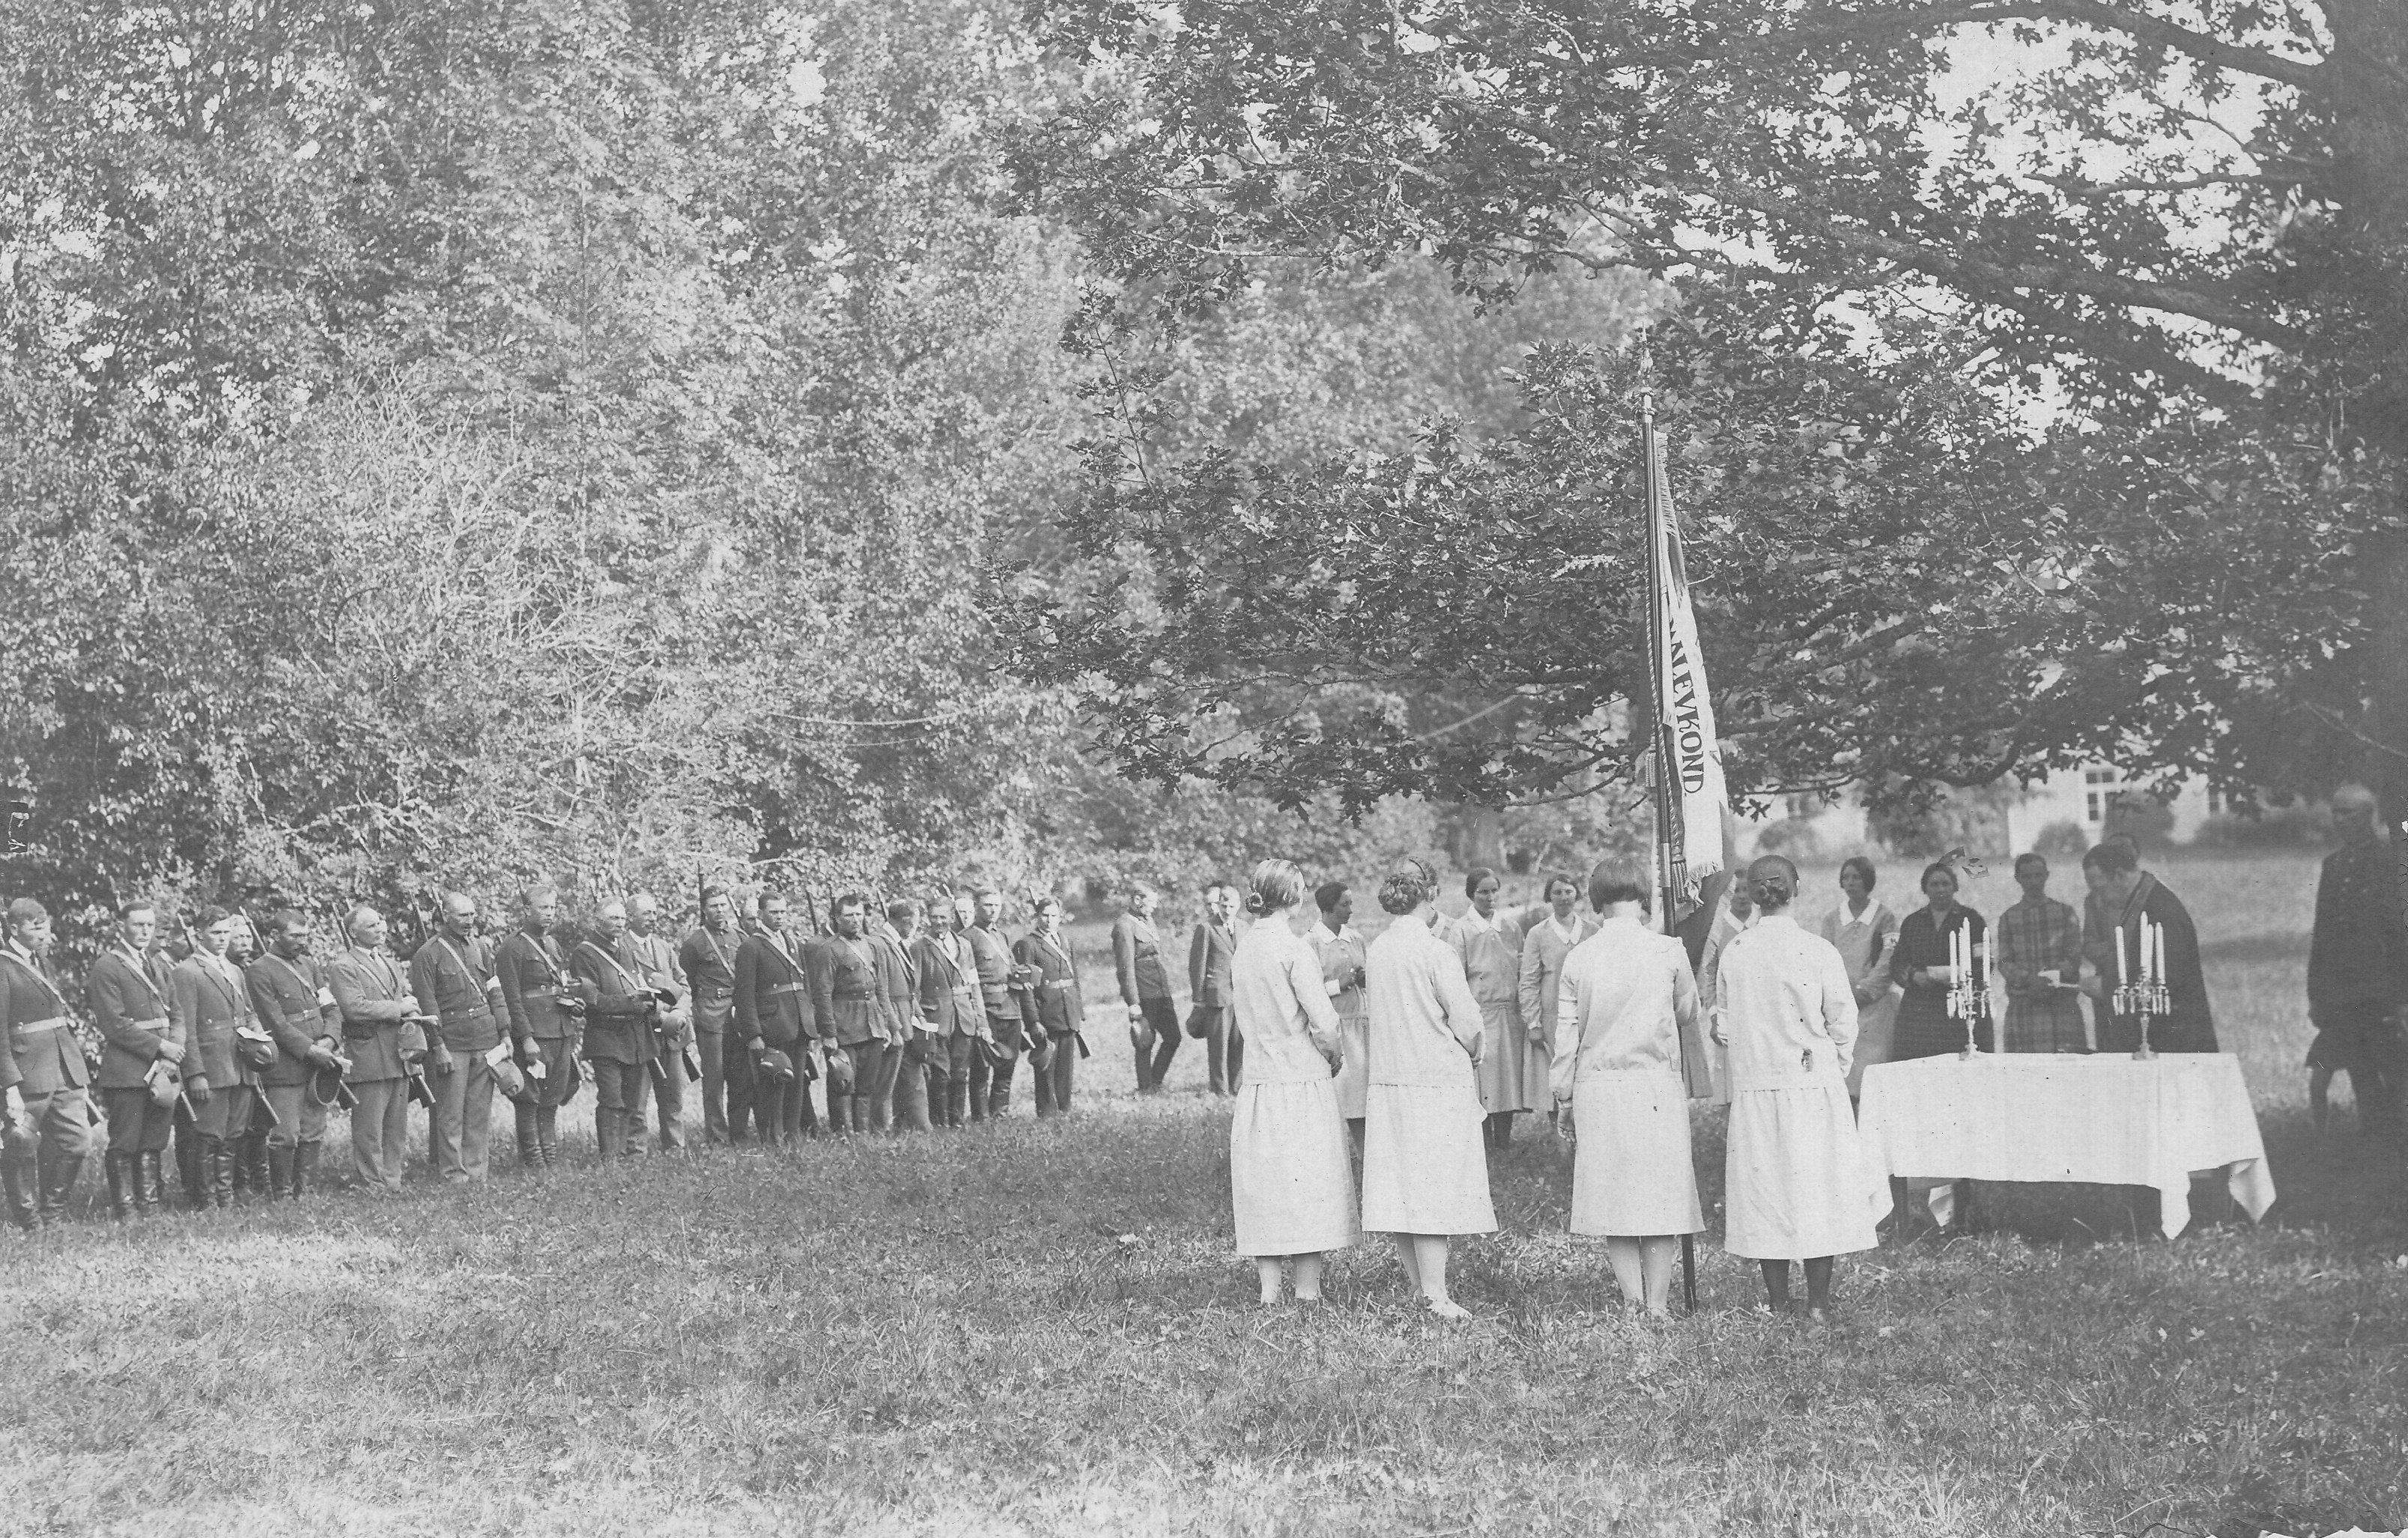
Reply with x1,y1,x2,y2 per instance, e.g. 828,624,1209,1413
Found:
1945,923,1992,1059
2113,919,2170,1060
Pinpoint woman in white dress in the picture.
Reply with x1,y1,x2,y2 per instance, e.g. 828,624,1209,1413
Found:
1308,881,1371,1152
1362,866,1496,1320
1451,869,1529,1149
1816,856,1900,1101
1517,872,1594,1127
1548,862,1705,1317
1227,859,1354,1306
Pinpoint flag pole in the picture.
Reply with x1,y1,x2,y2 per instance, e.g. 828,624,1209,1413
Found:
1640,390,1699,1313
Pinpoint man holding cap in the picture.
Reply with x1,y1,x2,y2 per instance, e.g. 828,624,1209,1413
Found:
88,899,183,1218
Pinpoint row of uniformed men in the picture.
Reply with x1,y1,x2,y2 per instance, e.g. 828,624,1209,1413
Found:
0,880,1098,1224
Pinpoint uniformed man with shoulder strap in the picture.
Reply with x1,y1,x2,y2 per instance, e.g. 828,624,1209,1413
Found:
407,892,509,1183
679,887,744,1143
962,887,1031,1122
246,910,347,1199
810,893,894,1134
494,887,592,1170
878,900,933,1131
169,905,268,1210
571,898,660,1158
914,895,986,1128
1,898,92,1230
736,889,815,1143
623,892,691,1151
324,905,426,1192
87,899,184,1219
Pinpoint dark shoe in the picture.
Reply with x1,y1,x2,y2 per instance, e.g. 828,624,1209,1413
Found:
294,1140,320,1198
515,1102,542,1169
36,1148,79,1226
267,1144,296,1201
240,1131,270,1203
536,1105,559,1167
136,1151,165,1217
105,1151,133,1221
3,1160,37,1232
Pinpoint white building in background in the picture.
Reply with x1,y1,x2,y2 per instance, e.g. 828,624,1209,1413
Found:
1732,763,2230,861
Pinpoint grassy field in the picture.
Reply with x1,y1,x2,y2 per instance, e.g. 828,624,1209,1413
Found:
2,853,2404,1537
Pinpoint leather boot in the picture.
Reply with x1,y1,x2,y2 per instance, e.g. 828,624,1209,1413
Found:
37,1147,79,1227
3,1158,37,1232
136,1151,165,1217
851,1083,872,1134
294,1140,320,1197
596,1107,623,1159
537,1104,559,1167
105,1150,133,1221
240,1130,270,1203
267,1143,295,1201
231,1128,253,1202
825,1092,850,1134
515,1101,542,1169
210,1137,236,1209
176,1130,207,1210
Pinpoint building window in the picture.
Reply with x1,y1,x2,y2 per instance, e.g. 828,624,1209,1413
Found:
2204,786,2224,818
2083,767,2120,824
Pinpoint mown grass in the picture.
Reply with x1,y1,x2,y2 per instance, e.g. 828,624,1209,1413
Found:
1,854,2402,1537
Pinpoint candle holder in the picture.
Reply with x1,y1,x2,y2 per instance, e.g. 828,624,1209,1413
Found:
1947,973,1989,1059
2113,979,2169,1060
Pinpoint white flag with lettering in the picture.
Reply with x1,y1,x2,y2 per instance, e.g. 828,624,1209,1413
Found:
1648,431,1728,903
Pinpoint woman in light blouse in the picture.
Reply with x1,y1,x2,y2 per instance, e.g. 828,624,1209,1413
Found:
1816,857,1900,1098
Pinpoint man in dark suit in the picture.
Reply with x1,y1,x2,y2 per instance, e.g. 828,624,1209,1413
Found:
962,887,1028,1121
1112,885,1179,1093
1015,896,1087,1117
736,889,814,1143
876,901,930,1131
574,898,661,1158
246,910,348,1199
916,896,985,1128
623,892,690,1150
88,899,184,1218
171,905,265,1210
494,887,591,1170
408,893,509,1184
679,887,744,1143
1189,882,1240,1093
810,893,893,1134
325,905,424,1192
3,899,91,1228
2306,784,2406,1137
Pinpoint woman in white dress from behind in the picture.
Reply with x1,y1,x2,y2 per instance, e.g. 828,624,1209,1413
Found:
1548,860,1705,1317
1227,859,1355,1307
1361,864,1496,1320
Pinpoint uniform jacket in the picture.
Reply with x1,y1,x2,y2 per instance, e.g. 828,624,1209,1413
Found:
246,952,341,1089
571,936,658,1065
87,943,181,1091
1110,914,1174,1005
736,928,813,1049
623,931,688,1046
407,932,503,1054
963,923,1022,1023
496,929,588,1045
0,943,73,1092
914,930,983,1036
325,944,419,1082
172,952,260,1093
874,928,921,1037
1013,930,1085,1037
808,931,889,1047
679,925,741,1035
1188,921,1236,1007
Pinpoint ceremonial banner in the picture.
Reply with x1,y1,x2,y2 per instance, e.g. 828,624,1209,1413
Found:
1643,412,1728,915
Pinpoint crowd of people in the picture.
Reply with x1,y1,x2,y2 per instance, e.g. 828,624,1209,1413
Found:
0,792,2395,1322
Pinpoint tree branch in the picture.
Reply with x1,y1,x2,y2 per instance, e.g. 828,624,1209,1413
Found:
1772,1,2326,93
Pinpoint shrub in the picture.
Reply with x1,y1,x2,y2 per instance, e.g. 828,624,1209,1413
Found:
2033,821,2091,859
1753,818,1828,861
2192,801,2330,848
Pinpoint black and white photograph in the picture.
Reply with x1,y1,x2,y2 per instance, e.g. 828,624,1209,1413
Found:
0,0,2403,1532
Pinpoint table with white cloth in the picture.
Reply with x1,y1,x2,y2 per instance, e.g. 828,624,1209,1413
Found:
1856,1053,2276,1238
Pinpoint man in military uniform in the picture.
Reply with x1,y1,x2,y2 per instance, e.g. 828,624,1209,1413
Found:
571,898,660,1158
811,893,896,1133
247,911,348,1198
624,892,690,1150
2307,784,2407,1137
408,892,509,1183
736,889,814,1143
1111,884,1180,1093
171,905,267,1210
962,887,1029,1122
878,900,932,1131
915,895,985,1128
679,887,744,1143
1014,896,1086,1118
325,905,425,1192
495,887,592,1169
88,899,184,1218
2,899,92,1228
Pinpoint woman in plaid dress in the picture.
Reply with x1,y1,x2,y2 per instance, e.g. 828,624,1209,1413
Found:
1996,854,2087,1052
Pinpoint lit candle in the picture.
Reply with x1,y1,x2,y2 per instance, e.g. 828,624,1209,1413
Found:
2114,925,2127,988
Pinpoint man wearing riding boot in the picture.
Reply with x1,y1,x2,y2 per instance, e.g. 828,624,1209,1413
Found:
1013,896,1086,1119
407,892,509,1183
809,893,891,1134
915,895,985,1128
495,887,591,1170
735,889,813,1142
623,892,690,1150
574,898,663,1158
963,887,1028,1121
88,899,184,1219
325,905,425,1192
170,906,266,1212
878,900,934,1131
679,887,744,1144
3,899,94,1230
247,910,347,1200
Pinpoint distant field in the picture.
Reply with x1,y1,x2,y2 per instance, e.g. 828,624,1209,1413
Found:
1,851,2402,1537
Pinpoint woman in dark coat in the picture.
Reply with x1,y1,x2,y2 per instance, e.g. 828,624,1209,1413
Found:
1887,862,1990,1060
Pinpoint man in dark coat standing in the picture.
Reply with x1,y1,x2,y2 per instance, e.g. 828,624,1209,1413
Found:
736,889,815,1143
87,899,183,1218
494,887,591,1170
1188,882,1240,1093
2081,841,2217,1054
679,887,744,1144
2306,784,2406,1137
246,910,347,1199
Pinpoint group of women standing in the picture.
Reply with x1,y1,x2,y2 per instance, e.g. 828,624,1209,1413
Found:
1224,857,1710,1320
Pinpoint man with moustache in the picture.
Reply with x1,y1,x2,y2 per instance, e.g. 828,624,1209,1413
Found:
170,905,266,1211
495,887,592,1170
810,893,894,1134
246,910,348,1199
87,899,184,1218
962,887,1030,1121
573,898,662,1158
622,892,691,1151
325,905,426,1192
408,893,510,1184
679,887,744,1143
736,888,814,1143
915,895,986,1128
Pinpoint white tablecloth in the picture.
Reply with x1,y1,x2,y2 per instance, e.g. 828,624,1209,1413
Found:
1857,1053,2276,1237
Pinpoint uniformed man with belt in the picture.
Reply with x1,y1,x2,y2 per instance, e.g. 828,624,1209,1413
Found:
87,899,184,1218
495,887,591,1170
407,893,509,1183
1013,896,1086,1118
2,899,93,1229
624,891,690,1150
170,905,267,1210
962,887,1030,1122
324,905,425,1191
915,895,986,1128
736,889,815,1143
571,898,659,1158
679,887,744,1143
247,910,348,1199
811,893,896,1134
879,900,932,1131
